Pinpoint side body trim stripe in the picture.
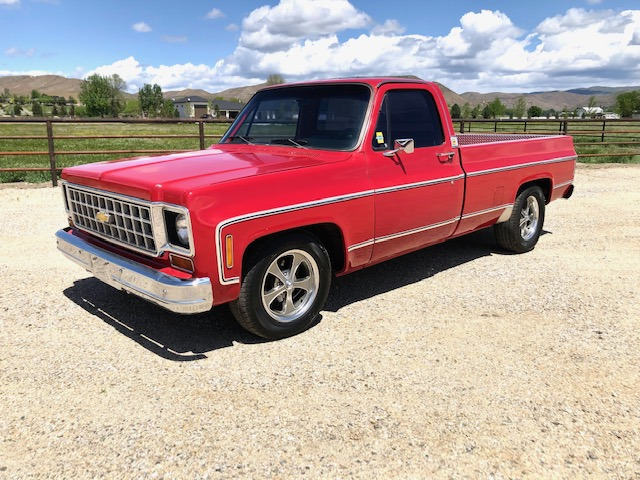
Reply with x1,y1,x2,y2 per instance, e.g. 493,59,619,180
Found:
466,156,577,177
553,179,574,189
215,153,575,285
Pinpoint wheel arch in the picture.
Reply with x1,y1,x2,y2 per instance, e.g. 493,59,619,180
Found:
517,177,551,204
241,223,346,280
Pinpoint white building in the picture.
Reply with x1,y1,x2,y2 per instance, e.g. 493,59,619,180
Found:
576,106,604,118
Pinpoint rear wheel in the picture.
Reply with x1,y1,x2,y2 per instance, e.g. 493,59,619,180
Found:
494,186,545,253
230,233,331,339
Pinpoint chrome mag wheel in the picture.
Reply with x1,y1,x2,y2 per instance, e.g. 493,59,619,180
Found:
260,249,320,323
520,195,540,241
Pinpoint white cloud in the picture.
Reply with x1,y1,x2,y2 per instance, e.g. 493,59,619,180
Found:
0,0,19,4
205,8,224,19
4,47,36,57
83,56,262,93
371,19,405,36
33,2,640,94
216,4,640,92
132,22,151,33
586,0,603,4
240,0,371,52
226,23,239,32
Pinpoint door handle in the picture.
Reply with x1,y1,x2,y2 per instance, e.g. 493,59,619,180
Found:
436,152,455,162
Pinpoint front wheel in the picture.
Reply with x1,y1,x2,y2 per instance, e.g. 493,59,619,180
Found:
494,186,546,253
230,233,332,339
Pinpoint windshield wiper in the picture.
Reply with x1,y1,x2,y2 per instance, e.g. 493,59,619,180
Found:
270,138,308,149
230,135,253,145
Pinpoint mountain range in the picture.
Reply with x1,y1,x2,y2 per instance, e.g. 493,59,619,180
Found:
1,74,638,111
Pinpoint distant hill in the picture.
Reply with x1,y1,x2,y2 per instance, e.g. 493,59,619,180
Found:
163,88,218,101
1,74,638,111
0,75,83,99
459,86,640,111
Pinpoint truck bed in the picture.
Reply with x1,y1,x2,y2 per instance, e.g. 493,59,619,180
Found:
457,133,559,146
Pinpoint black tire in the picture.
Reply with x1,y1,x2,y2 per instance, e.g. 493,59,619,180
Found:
229,233,332,339
494,186,546,253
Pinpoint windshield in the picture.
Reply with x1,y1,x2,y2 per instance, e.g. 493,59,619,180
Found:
221,84,371,151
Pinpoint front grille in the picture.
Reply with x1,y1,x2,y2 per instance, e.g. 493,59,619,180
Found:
66,185,157,254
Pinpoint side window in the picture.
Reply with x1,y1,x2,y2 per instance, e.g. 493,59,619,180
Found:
372,89,445,149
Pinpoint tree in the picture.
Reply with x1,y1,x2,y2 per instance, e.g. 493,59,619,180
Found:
450,103,461,119
79,73,126,117
32,101,43,116
615,90,640,118
123,99,142,117
487,97,506,118
52,104,59,116
138,83,164,117
213,103,220,118
470,105,481,119
0,88,10,102
527,105,543,118
160,99,178,118
12,104,22,116
31,89,41,100
68,96,77,105
266,74,285,85
588,96,597,109
461,102,472,118
482,105,491,119
513,97,527,119
59,104,67,116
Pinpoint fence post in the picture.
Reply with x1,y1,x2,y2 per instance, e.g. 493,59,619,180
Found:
601,121,606,142
460,120,465,134
524,121,527,133
198,121,205,150
563,120,568,135
494,121,497,132
46,120,57,187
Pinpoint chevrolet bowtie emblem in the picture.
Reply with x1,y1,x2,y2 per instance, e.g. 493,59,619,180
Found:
95,211,113,224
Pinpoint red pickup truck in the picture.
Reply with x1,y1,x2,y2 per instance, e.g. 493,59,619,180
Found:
56,78,576,339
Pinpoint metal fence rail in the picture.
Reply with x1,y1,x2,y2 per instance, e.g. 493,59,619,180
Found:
1,117,639,186
457,118,640,160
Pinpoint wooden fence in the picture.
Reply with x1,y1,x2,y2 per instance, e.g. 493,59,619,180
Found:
0,118,233,186
1,117,639,186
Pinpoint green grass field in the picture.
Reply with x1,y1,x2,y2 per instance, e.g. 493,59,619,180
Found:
0,122,231,183
1,119,638,183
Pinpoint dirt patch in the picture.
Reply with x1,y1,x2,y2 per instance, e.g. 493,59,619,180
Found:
1,166,639,478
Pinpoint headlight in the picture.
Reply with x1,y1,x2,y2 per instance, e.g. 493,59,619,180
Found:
175,213,190,247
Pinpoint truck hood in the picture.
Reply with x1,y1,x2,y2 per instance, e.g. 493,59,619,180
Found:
62,145,351,203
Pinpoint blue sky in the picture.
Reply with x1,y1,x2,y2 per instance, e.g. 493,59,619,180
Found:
1,0,639,93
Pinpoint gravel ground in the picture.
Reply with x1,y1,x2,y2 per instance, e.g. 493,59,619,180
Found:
1,164,639,479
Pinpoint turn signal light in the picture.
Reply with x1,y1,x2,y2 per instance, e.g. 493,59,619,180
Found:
225,235,234,269
169,254,194,273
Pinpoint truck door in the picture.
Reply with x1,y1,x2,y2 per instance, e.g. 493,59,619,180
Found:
366,86,465,263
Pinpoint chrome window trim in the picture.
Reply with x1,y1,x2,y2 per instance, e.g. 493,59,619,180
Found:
62,181,195,258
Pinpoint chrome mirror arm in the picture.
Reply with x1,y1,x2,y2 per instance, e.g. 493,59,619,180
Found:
383,138,415,157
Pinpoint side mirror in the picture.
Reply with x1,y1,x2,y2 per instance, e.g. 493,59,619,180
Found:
383,138,415,157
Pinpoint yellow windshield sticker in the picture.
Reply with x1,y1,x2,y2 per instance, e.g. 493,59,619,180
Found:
375,131,385,144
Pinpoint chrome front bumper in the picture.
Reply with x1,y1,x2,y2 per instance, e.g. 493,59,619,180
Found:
56,228,213,314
